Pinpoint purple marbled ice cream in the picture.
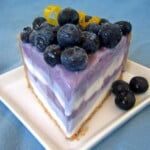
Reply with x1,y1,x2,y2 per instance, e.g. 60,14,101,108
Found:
20,35,130,135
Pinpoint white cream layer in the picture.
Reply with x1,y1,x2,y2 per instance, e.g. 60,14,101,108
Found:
28,65,121,137
24,52,124,116
24,56,66,109
67,68,121,137
66,53,124,115
28,77,69,136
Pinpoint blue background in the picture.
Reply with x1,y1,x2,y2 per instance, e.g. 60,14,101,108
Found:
0,0,150,149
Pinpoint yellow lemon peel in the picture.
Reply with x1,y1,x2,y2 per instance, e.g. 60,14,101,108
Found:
43,5,100,28
43,5,61,26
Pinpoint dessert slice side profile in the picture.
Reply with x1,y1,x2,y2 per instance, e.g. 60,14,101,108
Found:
18,5,132,138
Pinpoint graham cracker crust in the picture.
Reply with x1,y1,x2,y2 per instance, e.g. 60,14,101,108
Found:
18,35,128,140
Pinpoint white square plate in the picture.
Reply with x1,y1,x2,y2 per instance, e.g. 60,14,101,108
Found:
0,60,150,150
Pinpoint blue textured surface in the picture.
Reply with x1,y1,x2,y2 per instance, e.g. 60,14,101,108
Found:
0,0,150,149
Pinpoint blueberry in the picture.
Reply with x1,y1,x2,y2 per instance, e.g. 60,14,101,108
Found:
34,28,55,52
52,26,60,44
129,76,149,94
21,26,32,43
58,7,79,25
34,34,48,52
86,23,101,34
61,46,88,71
76,24,83,32
115,21,132,35
111,80,130,95
85,15,92,22
52,25,60,34
98,23,122,48
40,21,53,29
80,31,100,54
57,24,81,48
115,91,136,110
23,26,32,33
99,18,109,25
32,17,46,30
29,30,38,45
44,44,62,67
21,32,29,43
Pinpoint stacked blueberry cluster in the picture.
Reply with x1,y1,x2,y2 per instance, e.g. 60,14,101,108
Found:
21,7,132,71
111,76,149,110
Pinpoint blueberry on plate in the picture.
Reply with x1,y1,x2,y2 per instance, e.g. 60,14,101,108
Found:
115,21,132,36
61,46,88,71
34,27,55,52
80,31,100,54
44,44,62,67
111,80,130,95
32,17,46,30
86,23,101,35
21,26,32,43
129,76,149,94
58,7,79,26
115,91,136,110
57,24,81,48
98,23,122,48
